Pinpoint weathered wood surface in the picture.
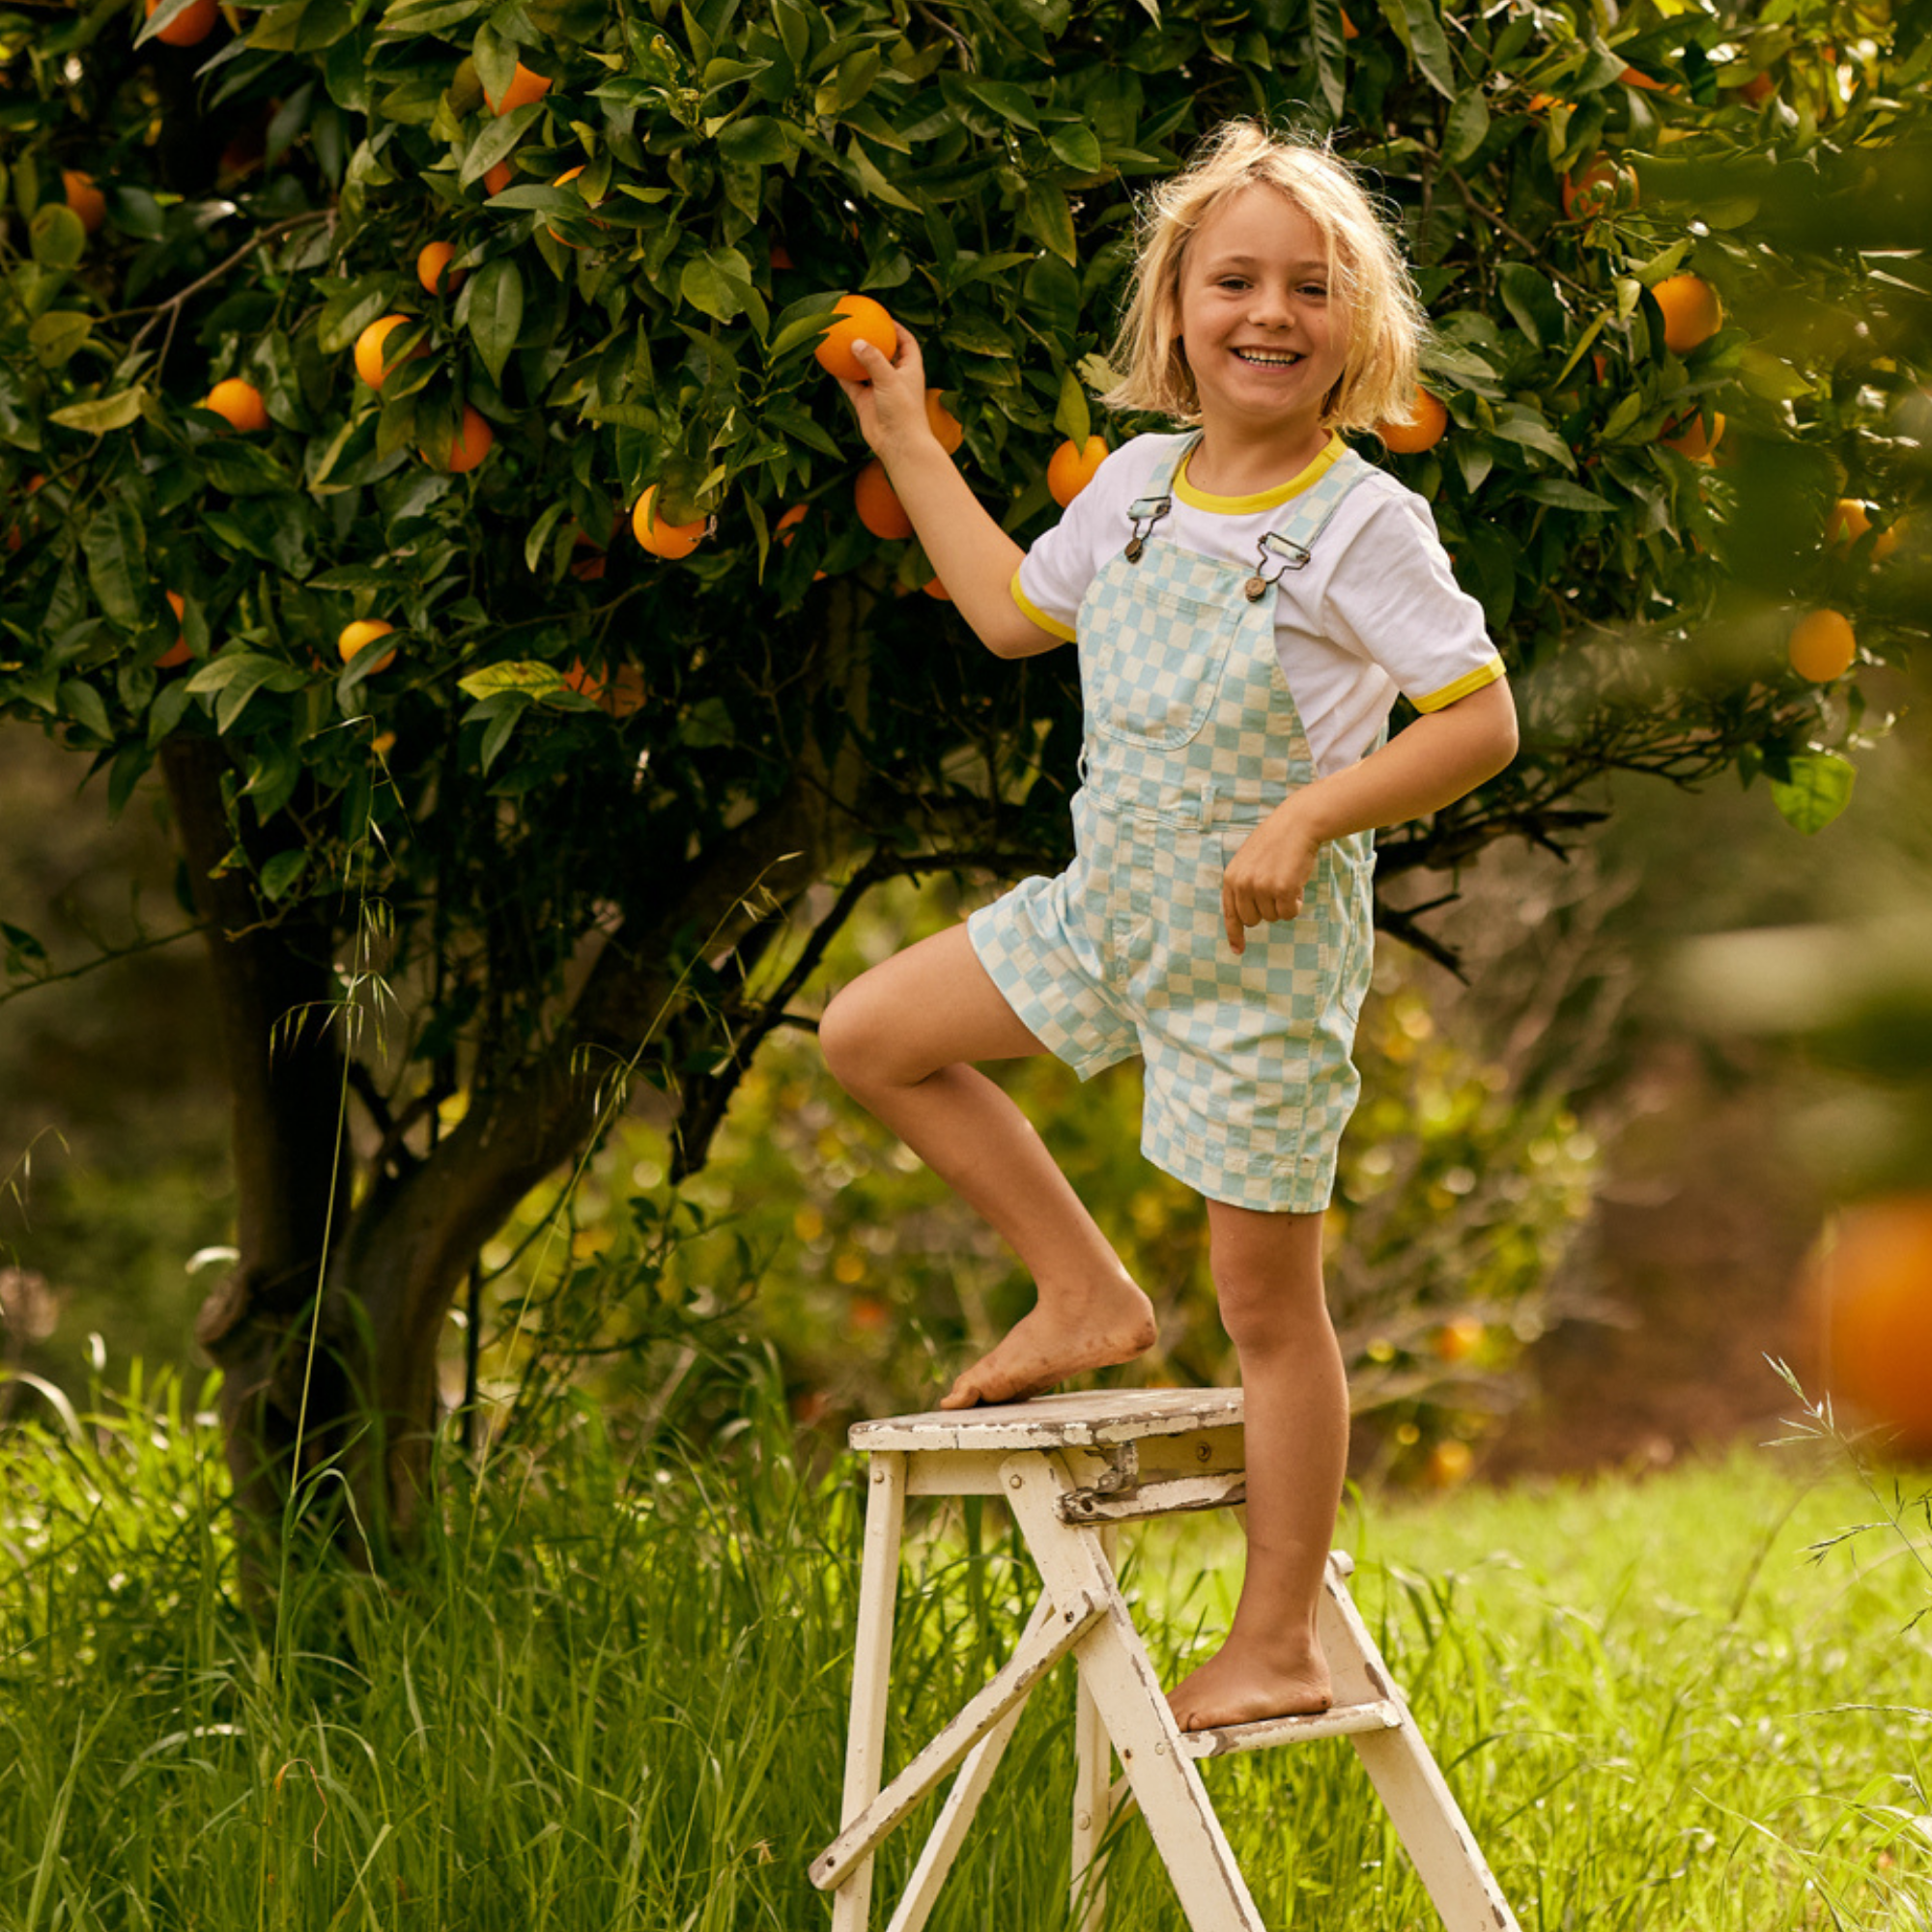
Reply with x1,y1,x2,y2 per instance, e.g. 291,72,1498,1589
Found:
849,1387,1247,1452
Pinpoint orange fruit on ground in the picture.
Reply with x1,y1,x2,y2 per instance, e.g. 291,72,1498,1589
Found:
926,389,963,455
1562,158,1635,221
1432,1316,1485,1364
63,171,106,235
853,459,912,540
353,314,421,391
1825,499,1899,562
632,486,707,559
1377,386,1449,454
157,590,191,668
203,378,268,433
775,503,809,547
145,0,217,45
420,404,493,474
417,242,463,296
483,158,514,197
1652,273,1723,355
1661,410,1724,463
1047,437,1107,507
1787,609,1856,682
485,61,551,115
339,619,397,674
813,295,897,384
1800,1195,1932,1453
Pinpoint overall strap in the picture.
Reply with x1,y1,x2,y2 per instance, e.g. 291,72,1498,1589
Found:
1239,445,1375,602
1119,434,1200,562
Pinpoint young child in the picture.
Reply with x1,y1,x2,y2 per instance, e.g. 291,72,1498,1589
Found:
817,120,1518,1733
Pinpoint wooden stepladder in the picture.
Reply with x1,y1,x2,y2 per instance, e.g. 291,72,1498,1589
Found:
810,1388,1520,1932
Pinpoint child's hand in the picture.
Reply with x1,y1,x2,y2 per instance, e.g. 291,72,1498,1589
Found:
836,324,934,461
1222,810,1323,954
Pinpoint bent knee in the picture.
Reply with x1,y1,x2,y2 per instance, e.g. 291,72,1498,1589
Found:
819,980,913,1094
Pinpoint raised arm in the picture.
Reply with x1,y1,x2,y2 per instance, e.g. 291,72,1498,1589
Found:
841,330,1065,660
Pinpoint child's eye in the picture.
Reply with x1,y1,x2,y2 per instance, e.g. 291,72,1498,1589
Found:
1300,284,1329,298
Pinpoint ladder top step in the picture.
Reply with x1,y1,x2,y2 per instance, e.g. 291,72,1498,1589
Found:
851,1387,1246,1451
1181,1696,1405,1758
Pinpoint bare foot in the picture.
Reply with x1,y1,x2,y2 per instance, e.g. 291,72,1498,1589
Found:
938,1281,1157,1408
1166,1634,1332,1732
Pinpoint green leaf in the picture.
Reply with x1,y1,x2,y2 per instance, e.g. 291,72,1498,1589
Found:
1770,753,1856,835
461,101,544,185
682,696,734,748
1496,263,1567,352
843,140,921,213
1023,183,1077,265
1491,407,1575,471
679,253,745,324
57,678,112,742
1047,125,1104,173
28,311,90,369
1443,87,1491,166
458,661,564,699
1522,476,1613,511
259,848,309,900
49,387,147,434
716,115,792,165
1053,364,1091,447
465,257,525,386
524,503,569,572
29,203,85,270
85,499,145,627
954,77,1040,130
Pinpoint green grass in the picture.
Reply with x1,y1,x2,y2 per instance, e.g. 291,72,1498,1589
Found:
1,1364,1927,1931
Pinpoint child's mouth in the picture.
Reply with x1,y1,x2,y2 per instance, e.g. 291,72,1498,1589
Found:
1233,350,1303,368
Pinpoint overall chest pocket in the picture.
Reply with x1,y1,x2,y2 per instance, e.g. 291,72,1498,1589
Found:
1080,575,1243,752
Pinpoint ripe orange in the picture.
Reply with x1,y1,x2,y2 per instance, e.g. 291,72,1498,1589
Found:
1424,1439,1474,1488
420,404,493,474
417,241,463,296
62,170,106,235
485,61,551,115
633,486,707,558
1825,498,1899,562
1432,1316,1485,1364
203,378,269,433
353,314,421,391
339,619,397,674
1652,273,1722,355
145,0,217,45
1562,158,1635,221
561,660,644,717
775,503,809,547
1661,410,1724,463
853,459,912,539
1787,609,1856,683
157,590,191,668
922,577,952,601
1799,1195,1932,1453
1377,385,1448,454
926,389,963,455
813,295,897,383
483,158,514,197
1047,437,1107,507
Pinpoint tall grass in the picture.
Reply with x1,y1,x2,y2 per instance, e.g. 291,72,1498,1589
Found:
1,1359,1926,1930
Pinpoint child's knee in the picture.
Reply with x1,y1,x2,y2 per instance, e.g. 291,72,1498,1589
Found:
818,980,904,1094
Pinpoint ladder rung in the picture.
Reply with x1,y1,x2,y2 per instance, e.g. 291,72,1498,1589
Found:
1180,1696,1405,1758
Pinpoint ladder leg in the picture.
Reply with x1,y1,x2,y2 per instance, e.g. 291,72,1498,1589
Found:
1070,1521,1118,1932
1003,1453,1267,1932
1318,1571,1521,1932
832,1450,907,1932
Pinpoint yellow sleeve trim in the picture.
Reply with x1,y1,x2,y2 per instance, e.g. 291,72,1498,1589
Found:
1411,654,1505,714
1011,570,1077,643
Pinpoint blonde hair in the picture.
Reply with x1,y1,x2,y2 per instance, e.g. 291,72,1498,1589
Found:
1099,120,1427,437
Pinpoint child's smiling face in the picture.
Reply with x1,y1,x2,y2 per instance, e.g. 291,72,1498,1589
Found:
1177,185,1351,450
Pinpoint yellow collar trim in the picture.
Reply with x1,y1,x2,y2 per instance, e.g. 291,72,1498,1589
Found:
1174,433,1346,514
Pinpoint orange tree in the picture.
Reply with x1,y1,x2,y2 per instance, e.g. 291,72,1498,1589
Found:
0,0,1925,1554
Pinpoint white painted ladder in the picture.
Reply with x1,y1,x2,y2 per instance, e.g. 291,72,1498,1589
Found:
809,1387,1520,1932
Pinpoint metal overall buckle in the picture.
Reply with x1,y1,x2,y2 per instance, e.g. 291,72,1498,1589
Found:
1243,529,1313,602
1123,494,1171,564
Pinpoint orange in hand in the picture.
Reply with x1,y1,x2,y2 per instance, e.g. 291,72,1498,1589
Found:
814,296,896,383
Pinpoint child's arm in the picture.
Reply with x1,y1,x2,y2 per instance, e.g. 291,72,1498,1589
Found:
841,331,1065,660
1222,679,1520,952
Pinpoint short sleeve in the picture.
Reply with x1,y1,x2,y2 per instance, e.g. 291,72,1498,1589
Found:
1010,441,1145,643
1319,487,1503,711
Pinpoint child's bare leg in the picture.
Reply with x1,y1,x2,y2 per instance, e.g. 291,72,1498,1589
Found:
1168,1202,1346,1729
819,923,1155,1407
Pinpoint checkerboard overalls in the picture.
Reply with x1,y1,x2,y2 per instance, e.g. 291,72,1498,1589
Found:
968,437,1378,1212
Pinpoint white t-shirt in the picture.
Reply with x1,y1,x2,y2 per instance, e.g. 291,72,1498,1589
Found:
1011,431,1504,777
